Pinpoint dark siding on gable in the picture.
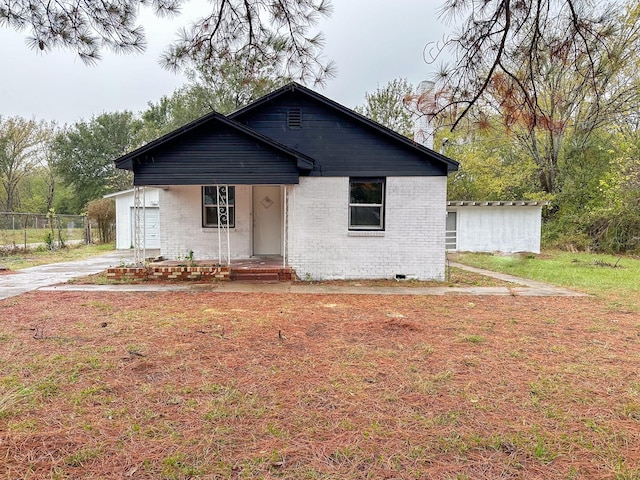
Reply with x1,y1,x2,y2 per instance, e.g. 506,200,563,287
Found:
233,92,448,177
130,122,300,186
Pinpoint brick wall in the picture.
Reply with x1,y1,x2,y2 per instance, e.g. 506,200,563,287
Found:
106,266,230,281
286,176,447,280
159,185,252,260
154,178,447,280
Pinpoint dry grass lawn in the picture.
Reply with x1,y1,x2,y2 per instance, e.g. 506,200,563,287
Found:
1,291,639,479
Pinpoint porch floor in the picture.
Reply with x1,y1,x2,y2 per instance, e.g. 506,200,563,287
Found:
149,256,295,282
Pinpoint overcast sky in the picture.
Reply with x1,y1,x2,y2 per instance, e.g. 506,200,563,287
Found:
0,0,453,125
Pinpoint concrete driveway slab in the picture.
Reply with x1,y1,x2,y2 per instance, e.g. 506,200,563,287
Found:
0,251,135,301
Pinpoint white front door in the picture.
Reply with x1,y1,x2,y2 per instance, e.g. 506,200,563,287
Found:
252,186,282,255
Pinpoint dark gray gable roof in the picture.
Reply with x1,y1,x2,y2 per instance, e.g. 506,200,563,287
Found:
229,82,459,173
115,110,315,173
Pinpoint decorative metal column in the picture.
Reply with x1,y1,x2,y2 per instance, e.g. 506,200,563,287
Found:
133,186,146,266
283,186,288,268
216,185,231,265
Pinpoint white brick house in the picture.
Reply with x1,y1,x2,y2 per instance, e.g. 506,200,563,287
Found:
114,83,458,280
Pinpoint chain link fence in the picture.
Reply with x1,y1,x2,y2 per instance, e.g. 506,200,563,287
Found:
0,212,90,250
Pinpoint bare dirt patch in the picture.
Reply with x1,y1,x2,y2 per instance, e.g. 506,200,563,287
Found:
1,292,639,479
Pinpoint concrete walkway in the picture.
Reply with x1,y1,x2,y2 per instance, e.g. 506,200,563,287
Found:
447,262,587,297
41,281,587,296
0,251,588,300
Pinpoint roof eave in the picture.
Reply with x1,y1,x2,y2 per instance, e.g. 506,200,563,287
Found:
447,201,550,207
114,107,316,172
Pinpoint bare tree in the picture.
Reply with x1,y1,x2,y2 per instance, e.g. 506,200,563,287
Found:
427,0,640,193
0,117,53,212
430,1,626,125
0,0,334,83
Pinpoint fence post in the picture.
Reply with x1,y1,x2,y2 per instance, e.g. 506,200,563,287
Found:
56,215,64,248
83,215,91,245
23,214,28,250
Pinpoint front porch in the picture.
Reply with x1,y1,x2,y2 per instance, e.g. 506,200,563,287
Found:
132,184,292,266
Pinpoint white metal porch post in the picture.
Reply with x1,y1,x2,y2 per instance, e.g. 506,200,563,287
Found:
283,186,288,268
216,185,231,266
133,186,146,266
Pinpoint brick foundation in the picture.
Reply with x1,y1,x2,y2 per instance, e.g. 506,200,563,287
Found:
106,265,230,281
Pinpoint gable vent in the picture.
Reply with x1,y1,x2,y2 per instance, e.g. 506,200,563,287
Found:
288,108,302,128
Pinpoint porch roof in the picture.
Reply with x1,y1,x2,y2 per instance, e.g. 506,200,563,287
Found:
115,111,315,186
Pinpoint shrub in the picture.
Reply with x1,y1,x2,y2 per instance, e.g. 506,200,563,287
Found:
87,198,116,244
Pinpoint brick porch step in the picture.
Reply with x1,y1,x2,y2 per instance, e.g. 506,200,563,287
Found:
230,271,280,282
229,266,295,282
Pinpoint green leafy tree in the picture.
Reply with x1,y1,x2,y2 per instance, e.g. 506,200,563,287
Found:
354,78,414,137
440,113,544,202
18,165,57,213
139,85,214,141
429,0,640,253
186,51,291,114
583,132,640,252
0,117,54,211
140,54,290,140
51,112,141,212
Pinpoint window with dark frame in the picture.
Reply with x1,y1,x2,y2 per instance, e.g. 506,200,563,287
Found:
349,178,385,230
202,186,235,228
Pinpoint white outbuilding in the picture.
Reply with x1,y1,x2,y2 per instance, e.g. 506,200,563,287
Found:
446,201,548,254
104,188,161,250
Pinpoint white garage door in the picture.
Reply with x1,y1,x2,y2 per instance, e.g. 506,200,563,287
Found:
130,207,160,249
